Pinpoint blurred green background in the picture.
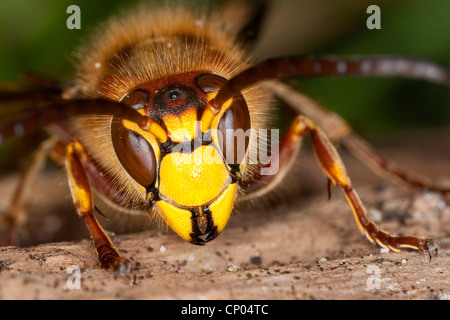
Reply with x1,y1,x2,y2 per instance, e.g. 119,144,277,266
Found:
0,0,449,134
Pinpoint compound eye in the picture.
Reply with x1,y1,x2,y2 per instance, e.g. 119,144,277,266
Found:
120,89,150,110
217,97,251,165
111,119,156,188
196,74,251,165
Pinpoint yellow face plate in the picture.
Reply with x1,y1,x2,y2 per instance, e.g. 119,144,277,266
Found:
208,183,237,235
156,183,237,242
159,145,230,207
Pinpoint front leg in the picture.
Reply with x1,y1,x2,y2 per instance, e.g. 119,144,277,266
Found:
271,81,450,194
65,139,131,274
244,115,438,258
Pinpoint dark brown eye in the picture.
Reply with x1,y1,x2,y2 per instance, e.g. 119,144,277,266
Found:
111,119,156,187
217,96,251,165
196,73,251,165
120,89,150,110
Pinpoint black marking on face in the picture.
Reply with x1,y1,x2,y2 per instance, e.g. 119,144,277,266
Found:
188,206,219,245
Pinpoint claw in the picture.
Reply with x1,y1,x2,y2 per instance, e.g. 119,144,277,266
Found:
115,258,132,276
425,240,439,261
98,248,132,276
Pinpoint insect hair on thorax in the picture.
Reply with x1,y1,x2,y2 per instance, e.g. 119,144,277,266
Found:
74,3,249,99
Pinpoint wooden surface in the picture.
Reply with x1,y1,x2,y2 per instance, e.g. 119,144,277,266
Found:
0,130,449,300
